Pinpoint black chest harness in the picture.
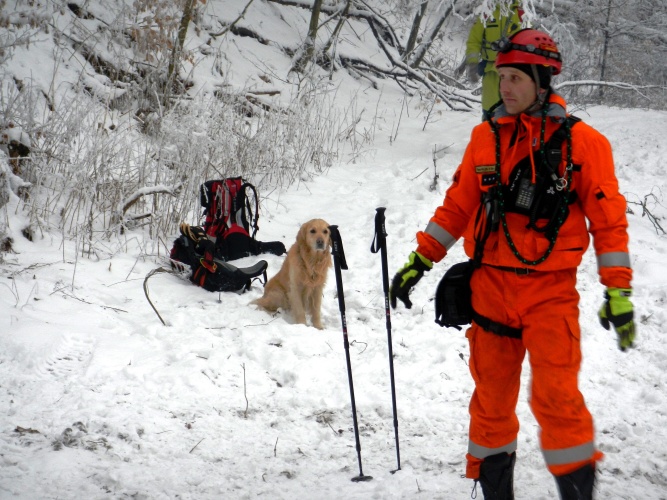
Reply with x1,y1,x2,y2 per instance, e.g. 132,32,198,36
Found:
476,114,581,267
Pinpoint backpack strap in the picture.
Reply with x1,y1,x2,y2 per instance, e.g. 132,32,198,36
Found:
241,181,260,239
544,115,580,171
200,180,227,238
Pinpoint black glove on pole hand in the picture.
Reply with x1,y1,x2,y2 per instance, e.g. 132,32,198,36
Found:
390,251,432,309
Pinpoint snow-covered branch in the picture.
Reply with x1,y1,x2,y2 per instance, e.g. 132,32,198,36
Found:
120,184,182,215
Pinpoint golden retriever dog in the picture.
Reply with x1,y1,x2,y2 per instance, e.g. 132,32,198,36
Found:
252,219,332,329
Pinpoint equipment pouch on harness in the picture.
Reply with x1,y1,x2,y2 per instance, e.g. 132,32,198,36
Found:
502,117,581,239
504,156,561,219
434,190,491,330
434,260,474,329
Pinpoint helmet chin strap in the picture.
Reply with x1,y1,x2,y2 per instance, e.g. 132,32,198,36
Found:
525,90,549,115
530,64,542,91
526,64,549,113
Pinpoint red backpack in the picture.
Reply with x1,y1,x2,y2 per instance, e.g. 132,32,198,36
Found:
200,177,259,260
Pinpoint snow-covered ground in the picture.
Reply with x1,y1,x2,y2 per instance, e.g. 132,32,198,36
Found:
2,1,667,499
3,102,667,499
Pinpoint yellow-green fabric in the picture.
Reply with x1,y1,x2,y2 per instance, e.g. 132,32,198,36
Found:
598,288,636,351
389,251,432,309
465,5,523,112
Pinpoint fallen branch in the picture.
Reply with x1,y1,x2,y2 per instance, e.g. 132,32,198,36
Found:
627,192,665,235
143,267,178,325
190,438,205,453
51,286,128,313
209,0,256,38
241,363,249,418
555,80,664,91
121,184,181,215
244,0,477,110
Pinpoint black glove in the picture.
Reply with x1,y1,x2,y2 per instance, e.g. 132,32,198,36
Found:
466,62,480,83
180,222,206,242
390,251,432,309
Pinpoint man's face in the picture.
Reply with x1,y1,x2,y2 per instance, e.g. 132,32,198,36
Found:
498,66,537,115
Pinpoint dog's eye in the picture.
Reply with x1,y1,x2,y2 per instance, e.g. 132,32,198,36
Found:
310,228,316,234
323,229,329,235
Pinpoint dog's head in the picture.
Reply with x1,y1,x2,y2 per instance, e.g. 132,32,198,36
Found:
297,219,331,253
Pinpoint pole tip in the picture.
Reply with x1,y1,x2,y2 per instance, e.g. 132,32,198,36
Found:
351,474,373,482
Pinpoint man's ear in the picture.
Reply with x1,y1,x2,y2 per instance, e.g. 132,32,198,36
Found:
537,87,549,103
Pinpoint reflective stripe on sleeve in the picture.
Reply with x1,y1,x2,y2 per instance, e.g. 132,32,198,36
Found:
597,252,631,269
468,439,518,459
425,221,457,250
541,441,596,466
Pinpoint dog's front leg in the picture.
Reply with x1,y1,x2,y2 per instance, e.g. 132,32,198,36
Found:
288,285,307,325
310,288,324,330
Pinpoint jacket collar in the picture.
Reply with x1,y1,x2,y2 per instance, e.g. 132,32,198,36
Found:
491,90,567,125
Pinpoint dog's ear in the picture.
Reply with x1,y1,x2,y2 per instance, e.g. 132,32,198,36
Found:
325,226,333,248
296,222,308,246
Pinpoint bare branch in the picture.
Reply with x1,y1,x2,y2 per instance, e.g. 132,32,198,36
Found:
121,184,181,215
209,0,256,38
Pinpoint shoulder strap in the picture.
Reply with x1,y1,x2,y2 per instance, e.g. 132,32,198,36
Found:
241,181,259,239
543,115,580,171
548,115,580,148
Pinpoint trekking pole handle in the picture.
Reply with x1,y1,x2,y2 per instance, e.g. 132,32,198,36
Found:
329,225,348,314
371,207,390,294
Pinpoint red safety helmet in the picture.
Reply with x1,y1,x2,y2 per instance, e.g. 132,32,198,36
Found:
494,29,562,75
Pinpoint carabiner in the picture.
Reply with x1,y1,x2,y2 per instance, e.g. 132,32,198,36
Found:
555,177,568,191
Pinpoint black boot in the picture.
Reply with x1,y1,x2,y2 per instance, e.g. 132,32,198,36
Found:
477,452,516,500
554,463,595,500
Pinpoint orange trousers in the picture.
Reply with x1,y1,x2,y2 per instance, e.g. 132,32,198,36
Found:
464,265,602,479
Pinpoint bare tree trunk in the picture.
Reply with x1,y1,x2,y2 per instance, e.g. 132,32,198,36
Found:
598,0,613,103
293,0,324,73
409,0,457,68
321,0,352,66
166,0,196,107
404,1,428,63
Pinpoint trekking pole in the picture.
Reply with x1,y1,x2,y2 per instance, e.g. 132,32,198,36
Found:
329,225,373,483
370,207,401,473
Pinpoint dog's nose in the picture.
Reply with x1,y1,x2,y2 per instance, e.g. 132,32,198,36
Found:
316,238,325,249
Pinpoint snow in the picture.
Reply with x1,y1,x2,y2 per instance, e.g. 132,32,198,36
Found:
2,1,667,499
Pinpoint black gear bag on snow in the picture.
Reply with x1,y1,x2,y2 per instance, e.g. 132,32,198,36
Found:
190,238,267,293
170,223,268,293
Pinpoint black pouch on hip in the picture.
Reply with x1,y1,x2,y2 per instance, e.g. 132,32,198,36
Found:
434,260,474,330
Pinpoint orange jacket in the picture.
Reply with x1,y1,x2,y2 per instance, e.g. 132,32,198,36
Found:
416,93,632,289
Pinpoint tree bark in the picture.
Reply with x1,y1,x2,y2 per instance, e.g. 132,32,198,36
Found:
321,0,352,57
292,0,324,73
404,1,428,63
409,1,456,69
166,0,196,107
598,0,613,103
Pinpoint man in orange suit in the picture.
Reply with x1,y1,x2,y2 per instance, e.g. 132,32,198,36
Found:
391,29,635,499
